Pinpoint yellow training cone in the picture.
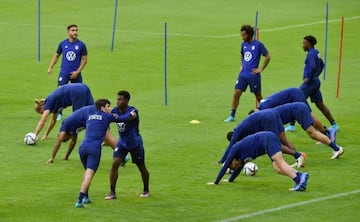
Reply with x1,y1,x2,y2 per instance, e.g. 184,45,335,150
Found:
190,120,200,124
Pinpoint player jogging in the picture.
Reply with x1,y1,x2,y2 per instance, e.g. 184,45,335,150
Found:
287,36,339,132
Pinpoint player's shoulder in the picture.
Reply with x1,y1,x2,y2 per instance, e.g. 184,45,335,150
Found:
127,105,138,112
308,48,319,55
259,108,275,114
253,39,264,45
257,130,277,138
111,107,119,114
60,38,70,45
76,39,87,46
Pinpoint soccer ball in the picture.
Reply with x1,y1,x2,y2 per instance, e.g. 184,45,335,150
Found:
243,162,258,176
24,133,38,145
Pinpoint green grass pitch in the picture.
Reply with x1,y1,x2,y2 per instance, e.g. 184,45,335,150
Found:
1,0,360,221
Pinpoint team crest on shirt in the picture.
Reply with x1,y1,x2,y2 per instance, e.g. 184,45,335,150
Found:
66,51,76,61
65,45,68,49
75,45,79,50
251,46,256,50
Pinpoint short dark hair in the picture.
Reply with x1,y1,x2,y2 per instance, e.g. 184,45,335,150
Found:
304,35,317,46
117,90,131,101
241,25,254,39
67,24,78,30
95,99,110,110
227,131,234,141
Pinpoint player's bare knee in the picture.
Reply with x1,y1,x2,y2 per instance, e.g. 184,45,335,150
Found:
112,158,123,169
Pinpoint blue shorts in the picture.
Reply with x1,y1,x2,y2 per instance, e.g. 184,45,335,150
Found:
235,74,261,93
262,132,282,159
260,111,284,135
113,143,145,164
300,78,323,103
58,73,83,86
265,140,282,159
294,108,314,130
79,146,102,171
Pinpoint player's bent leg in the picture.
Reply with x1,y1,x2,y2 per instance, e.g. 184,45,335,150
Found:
103,129,117,149
272,161,285,175
271,152,297,179
278,133,296,151
315,102,336,126
311,113,327,132
80,169,95,194
110,157,123,179
306,126,331,144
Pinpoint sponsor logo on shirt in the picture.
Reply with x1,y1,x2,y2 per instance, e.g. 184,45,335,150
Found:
244,51,252,62
117,122,126,132
66,51,76,61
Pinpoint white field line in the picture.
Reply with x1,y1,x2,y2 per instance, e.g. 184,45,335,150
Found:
0,16,359,39
216,189,360,222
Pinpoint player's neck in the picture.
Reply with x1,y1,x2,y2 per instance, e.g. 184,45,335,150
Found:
68,38,77,43
118,106,128,113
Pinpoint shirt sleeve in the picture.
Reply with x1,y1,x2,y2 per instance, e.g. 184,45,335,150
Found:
214,145,238,184
56,42,62,55
81,42,88,56
112,113,132,122
303,52,317,79
259,42,269,56
228,166,243,182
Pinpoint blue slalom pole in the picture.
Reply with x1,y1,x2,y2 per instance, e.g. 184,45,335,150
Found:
111,0,119,52
38,0,41,62
254,11,259,40
164,22,168,106
323,1,329,80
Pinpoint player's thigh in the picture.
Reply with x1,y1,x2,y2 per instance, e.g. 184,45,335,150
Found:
113,145,128,160
70,75,83,83
297,110,314,130
130,146,145,164
58,73,70,86
235,76,249,91
249,75,261,93
80,146,101,171
310,90,323,103
88,148,101,171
